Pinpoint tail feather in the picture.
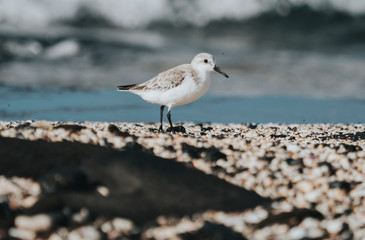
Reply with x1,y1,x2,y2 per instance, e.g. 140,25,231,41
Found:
117,84,137,91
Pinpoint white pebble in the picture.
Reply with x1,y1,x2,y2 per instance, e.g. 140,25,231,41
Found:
9,228,36,239
297,181,313,193
96,185,110,197
49,233,63,240
101,221,113,233
287,144,300,153
15,214,52,232
112,218,134,232
288,227,306,239
69,226,101,240
305,190,321,202
326,219,343,234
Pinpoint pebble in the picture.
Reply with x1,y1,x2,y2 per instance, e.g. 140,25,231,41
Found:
325,219,343,234
8,227,36,239
297,181,313,193
287,144,301,153
287,227,306,240
72,208,90,225
112,218,134,233
96,185,110,197
15,214,53,232
307,228,325,238
305,190,321,202
49,234,63,240
68,226,101,240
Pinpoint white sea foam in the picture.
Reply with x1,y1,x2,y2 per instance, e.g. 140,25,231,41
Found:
0,0,364,29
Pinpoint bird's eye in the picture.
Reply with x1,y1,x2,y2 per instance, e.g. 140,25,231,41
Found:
204,59,208,63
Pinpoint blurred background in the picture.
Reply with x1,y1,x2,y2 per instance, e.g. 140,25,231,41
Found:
0,0,364,123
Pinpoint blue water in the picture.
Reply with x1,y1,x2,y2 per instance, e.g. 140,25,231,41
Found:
0,86,364,124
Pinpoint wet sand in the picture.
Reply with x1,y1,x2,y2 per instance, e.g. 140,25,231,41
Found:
0,121,364,239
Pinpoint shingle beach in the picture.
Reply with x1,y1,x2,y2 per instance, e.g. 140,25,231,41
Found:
0,121,364,239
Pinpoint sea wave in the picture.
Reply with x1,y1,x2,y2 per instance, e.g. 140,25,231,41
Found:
0,0,365,29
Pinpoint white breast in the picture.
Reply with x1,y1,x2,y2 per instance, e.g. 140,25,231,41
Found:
164,72,210,107
136,72,211,107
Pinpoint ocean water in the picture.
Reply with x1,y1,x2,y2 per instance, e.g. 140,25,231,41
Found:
1,0,365,29
0,1,364,123
0,86,364,124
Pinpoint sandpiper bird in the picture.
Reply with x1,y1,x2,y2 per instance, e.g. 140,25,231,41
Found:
117,53,229,133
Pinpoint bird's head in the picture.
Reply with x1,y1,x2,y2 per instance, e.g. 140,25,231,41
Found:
191,53,229,78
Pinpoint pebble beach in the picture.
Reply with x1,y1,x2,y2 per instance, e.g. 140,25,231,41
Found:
0,120,364,240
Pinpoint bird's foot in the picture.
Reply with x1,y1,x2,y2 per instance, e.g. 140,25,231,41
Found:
158,126,164,133
166,126,186,134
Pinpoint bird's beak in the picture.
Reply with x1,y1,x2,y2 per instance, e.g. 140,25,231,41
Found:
214,65,229,78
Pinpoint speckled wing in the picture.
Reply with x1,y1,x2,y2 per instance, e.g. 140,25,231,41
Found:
130,65,191,92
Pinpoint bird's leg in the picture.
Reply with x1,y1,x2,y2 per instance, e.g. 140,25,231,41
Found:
167,109,174,133
159,105,165,132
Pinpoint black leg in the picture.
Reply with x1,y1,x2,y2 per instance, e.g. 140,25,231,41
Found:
167,109,174,133
159,105,165,132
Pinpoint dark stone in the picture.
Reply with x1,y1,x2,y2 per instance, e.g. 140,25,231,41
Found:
201,127,213,132
221,128,231,133
211,165,227,175
0,137,269,223
181,143,227,162
286,158,304,166
166,125,186,133
255,208,324,229
166,126,186,133
340,143,362,152
329,181,351,192
260,151,275,162
270,134,287,138
237,167,249,173
317,162,335,175
181,142,201,158
338,225,353,240
334,213,342,218
164,145,175,152
148,128,158,133
210,149,226,161
179,221,247,240
343,209,353,215
247,123,257,129
14,122,31,130
108,124,131,137
54,124,85,132
320,131,365,141
289,127,297,132
213,134,225,139
314,143,330,148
